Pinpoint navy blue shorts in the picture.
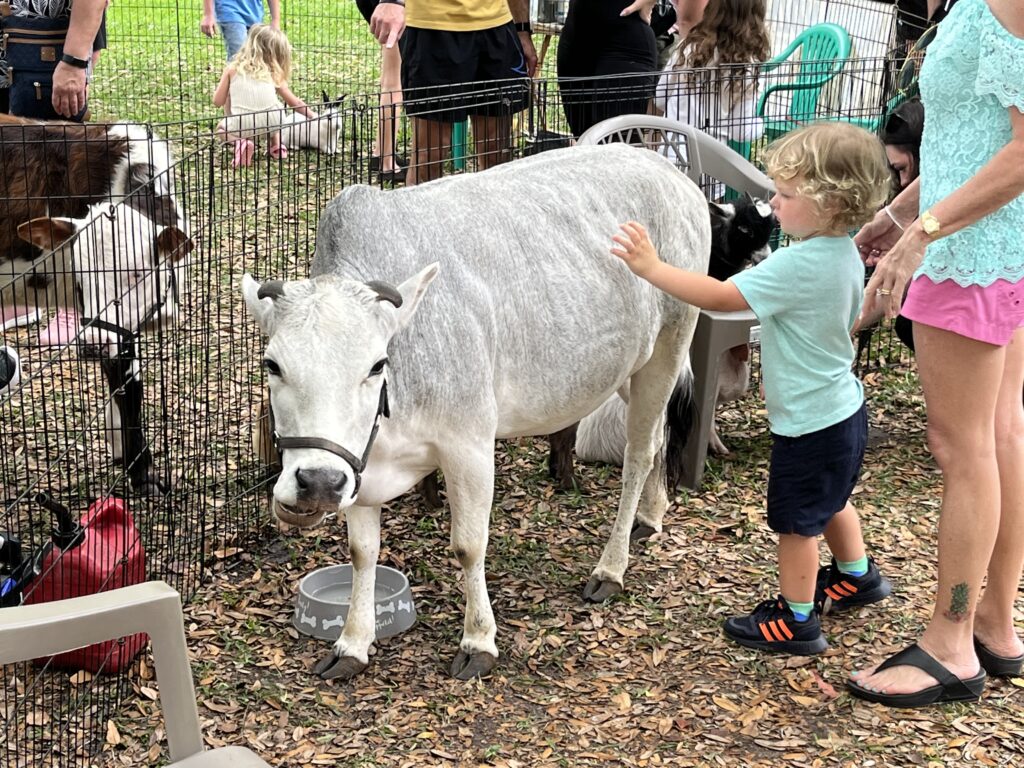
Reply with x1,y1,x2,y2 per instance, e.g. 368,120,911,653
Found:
766,403,867,537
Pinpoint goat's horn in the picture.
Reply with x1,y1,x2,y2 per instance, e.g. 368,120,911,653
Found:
257,280,286,301
365,281,403,308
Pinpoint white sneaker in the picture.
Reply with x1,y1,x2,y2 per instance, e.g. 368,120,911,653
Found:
0,346,22,394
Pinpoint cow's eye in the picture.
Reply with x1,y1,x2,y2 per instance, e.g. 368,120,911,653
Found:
369,358,387,377
263,358,282,377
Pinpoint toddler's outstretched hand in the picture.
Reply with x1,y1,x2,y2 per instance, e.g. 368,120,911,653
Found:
611,221,660,278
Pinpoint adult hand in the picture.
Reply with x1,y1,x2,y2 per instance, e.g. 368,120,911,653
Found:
620,0,656,24
51,62,87,118
854,207,904,267
519,32,538,77
371,2,405,48
862,230,927,321
611,221,660,278
200,12,218,37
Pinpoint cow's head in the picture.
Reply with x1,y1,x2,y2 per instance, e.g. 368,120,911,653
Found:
242,263,438,527
16,203,192,356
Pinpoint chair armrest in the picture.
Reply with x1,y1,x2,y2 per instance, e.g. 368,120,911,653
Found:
0,581,205,762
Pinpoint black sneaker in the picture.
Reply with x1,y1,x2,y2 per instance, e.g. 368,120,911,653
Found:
0,346,21,394
815,558,891,616
722,596,829,655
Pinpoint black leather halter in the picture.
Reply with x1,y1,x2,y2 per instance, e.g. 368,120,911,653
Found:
271,379,390,495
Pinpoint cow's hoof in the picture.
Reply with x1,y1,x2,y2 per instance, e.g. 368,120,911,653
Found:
450,650,497,680
630,522,657,542
313,653,367,680
583,576,622,603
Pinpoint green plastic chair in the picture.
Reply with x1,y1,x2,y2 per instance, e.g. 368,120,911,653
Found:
756,22,853,141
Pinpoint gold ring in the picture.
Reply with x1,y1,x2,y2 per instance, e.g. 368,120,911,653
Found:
876,289,892,296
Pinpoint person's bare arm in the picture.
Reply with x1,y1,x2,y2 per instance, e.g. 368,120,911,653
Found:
213,66,233,108
266,0,281,28
201,0,218,36
52,0,105,117
277,84,315,117
507,0,538,76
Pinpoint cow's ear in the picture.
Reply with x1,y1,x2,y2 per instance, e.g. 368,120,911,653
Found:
386,262,439,333
155,226,194,262
17,217,78,251
241,273,279,334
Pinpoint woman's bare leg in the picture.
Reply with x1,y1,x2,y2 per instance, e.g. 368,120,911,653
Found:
974,328,1024,659
852,322,1006,694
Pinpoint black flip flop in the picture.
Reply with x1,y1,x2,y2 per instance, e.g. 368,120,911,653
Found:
847,643,986,708
975,637,1024,678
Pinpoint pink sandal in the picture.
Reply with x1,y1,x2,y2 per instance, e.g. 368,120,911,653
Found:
232,139,256,167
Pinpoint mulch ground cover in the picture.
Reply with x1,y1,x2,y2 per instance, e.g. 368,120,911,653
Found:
98,364,1023,767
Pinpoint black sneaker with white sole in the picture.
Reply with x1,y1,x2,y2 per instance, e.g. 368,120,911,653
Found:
723,596,829,655
815,557,891,616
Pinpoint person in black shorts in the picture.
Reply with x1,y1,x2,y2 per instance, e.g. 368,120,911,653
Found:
380,0,536,185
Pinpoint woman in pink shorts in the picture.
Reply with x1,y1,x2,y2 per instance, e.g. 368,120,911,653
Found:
850,0,1024,708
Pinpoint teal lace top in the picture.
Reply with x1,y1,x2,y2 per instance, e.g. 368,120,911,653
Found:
917,0,1024,287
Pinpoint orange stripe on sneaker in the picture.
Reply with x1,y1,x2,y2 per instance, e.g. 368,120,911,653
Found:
830,583,851,597
766,621,784,642
825,586,843,601
776,620,794,639
840,580,858,594
759,624,774,642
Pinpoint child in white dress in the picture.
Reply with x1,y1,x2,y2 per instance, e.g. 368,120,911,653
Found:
213,24,315,166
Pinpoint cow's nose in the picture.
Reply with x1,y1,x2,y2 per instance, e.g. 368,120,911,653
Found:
295,467,348,503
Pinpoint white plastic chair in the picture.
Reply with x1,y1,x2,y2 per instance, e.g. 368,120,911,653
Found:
577,115,773,490
0,581,273,767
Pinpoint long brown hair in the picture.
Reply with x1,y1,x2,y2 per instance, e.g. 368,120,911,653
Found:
673,0,771,99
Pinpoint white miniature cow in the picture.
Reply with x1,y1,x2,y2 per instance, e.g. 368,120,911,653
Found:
242,144,710,681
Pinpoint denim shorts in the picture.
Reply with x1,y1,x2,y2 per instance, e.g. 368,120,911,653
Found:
766,403,867,536
220,22,250,61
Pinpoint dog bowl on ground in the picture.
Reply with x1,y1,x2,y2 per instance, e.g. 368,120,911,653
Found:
293,564,416,641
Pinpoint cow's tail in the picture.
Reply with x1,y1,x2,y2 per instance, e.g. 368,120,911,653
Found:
664,360,697,492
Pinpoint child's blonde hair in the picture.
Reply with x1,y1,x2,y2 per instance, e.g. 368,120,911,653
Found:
232,24,292,86
763,122,892,232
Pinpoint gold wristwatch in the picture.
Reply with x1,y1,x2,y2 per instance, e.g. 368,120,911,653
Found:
920,209,941,238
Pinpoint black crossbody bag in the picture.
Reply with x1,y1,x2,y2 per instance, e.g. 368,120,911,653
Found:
1,8,88,120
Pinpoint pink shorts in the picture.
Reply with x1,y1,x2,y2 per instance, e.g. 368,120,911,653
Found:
902,275,1024,346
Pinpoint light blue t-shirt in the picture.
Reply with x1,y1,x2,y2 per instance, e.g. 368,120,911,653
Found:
216,0,266,27
730,236,864,437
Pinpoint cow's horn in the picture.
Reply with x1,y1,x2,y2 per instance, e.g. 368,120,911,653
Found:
257,280,286,301
365,281,403,308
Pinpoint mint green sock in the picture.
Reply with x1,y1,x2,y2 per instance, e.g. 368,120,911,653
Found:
837,556,868,577
784,598,814,622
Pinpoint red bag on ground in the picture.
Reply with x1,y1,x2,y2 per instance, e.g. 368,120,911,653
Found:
24,497,148,673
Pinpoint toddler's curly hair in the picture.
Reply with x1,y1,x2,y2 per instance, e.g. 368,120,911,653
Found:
763,122,892,232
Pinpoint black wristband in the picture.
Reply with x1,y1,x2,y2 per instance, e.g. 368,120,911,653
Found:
379,0,404,5
514,21,532,33
60,53,90,69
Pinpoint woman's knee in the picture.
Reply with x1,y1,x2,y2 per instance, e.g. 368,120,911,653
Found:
926,419,995,470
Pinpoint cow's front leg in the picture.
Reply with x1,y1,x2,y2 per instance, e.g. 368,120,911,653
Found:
442,443,498,679
314,504,380,680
